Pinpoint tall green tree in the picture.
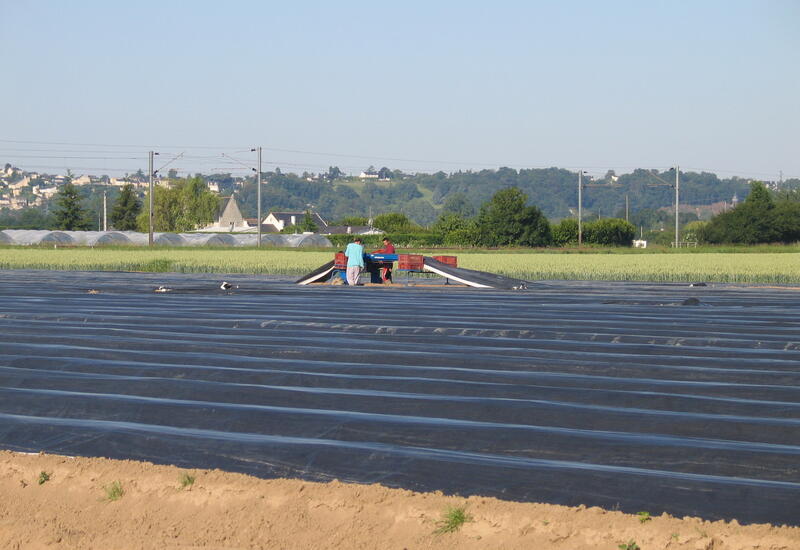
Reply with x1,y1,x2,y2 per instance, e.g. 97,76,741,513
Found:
53,183,91,230
441,192,475,218
136,176,219,232
110,184,142,230
373,212,414,232
301,210,318,232
698,181,782,244
475,187,552,247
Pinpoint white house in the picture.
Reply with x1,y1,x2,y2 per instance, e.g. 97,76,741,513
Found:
262,211,328,233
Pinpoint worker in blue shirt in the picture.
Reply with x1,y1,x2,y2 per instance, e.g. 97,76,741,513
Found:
344,238,365,286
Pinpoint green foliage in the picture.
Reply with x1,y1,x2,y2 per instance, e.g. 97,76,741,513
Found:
110,184,142,231
0,207,55,230
301,210,318,232
745,181,773,209
434,505,472,534
53,183,92,230
441,192,476,218
373,212,415,233
552,218,579,246
104,480,124,501
772,200,800,242
618,541,640,550
325,166,343,181
682,220,707,242
136,176,219,232
475,187,552,247
431,212,481,246
698,181,799,244
215,166,756,230
179,472,195,489
38,471,51,485
583,218,636,246
327,232,444,249
637,510,651,523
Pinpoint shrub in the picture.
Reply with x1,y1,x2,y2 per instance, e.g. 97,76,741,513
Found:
373,212,414,233
327,233,444,249
179,472,195,489
552,218,579,246
434,505,472,534
104,480,124,501
584,218,635,246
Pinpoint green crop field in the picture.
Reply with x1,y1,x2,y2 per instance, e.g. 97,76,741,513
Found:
458,253,799,284
1,246,798,283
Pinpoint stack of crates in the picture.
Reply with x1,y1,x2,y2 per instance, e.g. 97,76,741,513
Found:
334,252,347,269
433,255,458,268
397,254,424,271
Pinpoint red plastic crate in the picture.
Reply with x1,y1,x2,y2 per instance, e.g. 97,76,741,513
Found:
397,254,424,271
334,252,347,268
433,255,458,268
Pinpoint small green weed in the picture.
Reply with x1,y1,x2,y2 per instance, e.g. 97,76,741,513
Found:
637,510,652,523
618,541,640,550
434,505,472,534
179,472,195,489
37,471,51,485
104,480,124,501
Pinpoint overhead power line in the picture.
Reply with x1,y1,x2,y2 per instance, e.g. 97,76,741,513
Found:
1,138,794,180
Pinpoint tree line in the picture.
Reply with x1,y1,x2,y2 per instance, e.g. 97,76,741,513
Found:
9,178,219,232
693,182,800,244
3,170,798,248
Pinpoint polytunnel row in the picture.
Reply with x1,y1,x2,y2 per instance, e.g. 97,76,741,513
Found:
0,230,333,248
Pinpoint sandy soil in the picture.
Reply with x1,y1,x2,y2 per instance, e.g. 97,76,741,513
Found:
1,451,797,550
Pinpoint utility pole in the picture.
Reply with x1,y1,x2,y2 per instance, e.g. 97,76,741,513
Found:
103,189,107,231
645,166,680,247
625,194,629,223
148,151,154,246
578,170,584,245
257,147,262,247
674,165,680,248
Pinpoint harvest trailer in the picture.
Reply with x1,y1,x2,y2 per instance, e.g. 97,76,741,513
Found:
296,253,527,290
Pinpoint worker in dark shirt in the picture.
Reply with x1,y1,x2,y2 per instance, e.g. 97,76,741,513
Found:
372,237,395,283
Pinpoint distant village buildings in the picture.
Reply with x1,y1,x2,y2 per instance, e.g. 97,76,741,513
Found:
196,196,380,235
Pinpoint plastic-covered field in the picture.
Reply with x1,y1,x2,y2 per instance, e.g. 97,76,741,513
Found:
0,270,798,525
0,230,332,247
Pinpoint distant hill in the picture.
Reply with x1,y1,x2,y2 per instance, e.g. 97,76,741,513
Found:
232,167,757,226
3,163,781,230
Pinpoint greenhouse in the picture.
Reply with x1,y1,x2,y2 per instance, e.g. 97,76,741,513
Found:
0,230,332,248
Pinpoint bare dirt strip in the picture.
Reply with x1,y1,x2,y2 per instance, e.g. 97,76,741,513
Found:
2,450,798,550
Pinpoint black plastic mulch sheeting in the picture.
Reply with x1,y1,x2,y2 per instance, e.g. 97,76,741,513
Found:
0,270,798,525
422,257,529,289
295,260,335,285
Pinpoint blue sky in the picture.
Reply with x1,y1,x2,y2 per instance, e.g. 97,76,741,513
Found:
1,0,797,179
